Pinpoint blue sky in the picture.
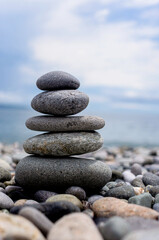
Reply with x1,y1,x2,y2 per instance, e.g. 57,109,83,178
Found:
1,0,159,112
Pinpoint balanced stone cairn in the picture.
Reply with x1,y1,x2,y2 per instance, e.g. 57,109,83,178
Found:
15,71,112,192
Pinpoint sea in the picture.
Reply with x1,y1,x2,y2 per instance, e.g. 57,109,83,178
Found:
0,106,159,147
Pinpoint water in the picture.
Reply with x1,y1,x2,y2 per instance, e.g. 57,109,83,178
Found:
0,106,159,147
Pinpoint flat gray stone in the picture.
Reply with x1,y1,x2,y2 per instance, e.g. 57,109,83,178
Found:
128,193,153,208
36,71,80,90
143,172,159,186
31,90,89,116
105,185,135,200
26,115,105,132
23,132,103,156
15,156,112,190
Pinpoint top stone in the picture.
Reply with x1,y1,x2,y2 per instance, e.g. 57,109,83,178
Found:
36,71,80,90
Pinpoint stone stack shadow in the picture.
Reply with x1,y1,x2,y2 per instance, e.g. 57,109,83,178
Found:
15,71,112,192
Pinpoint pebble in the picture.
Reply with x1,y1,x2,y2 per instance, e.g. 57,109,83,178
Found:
0,159,12,171
106,185,135,199
19,206,53,235
153,203,159,212
14,199,27,206
88,195,104,205
98,216,131,240
0,166,11,182
155,193,159,204
0,213,45,240
46,194,83,209
92,197,159,219
133,187,144,195
123,228,159,240
34,190,57,202
131,163,142,176
149,185,159,197
123,170,136,183
0,192,14,209
125,216,159,231
10,201,80,222
26,115,105,132
65,186,86,200
15,156,112,191
100,185,109,196
36,71,80,90
23,132,103,156
143,172,159,186
83,208,94,218
31,90,89,115
106,181,118,189
47,213,103,240
25,200,39,205
128,192,153,208
131,178,145,189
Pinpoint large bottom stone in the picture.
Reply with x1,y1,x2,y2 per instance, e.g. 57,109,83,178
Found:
15,156,112,191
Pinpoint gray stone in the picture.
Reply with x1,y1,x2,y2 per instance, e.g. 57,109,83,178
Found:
153,203,159,212
143,172,159,186
88,195,104,205
15,156,112,191
123,228,159,240
25,200,39,205
0,166,11,182
0,192,14,209
128,193,152,208
106,181,118,189
23,132,103,156
131,178,145,189
26,115,105,132
125,216,159,231
31,90,89,116
155,193,159,204
65,186,86,200
131,163,142,176
98,216,131,240
149,185,159,197
19,207,53,235
106,185,135,199
34,190,57,202
36,71,80,90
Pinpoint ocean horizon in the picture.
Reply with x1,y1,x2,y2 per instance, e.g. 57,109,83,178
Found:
0,105,159,148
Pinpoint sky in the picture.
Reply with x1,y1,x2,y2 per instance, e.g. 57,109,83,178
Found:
0,0,159,112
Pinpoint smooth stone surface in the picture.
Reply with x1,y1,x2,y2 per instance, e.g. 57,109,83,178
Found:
92,197,159,219
36,71,80,90
19,207,53,235
15,156,112,190
131,163,142,176
34,190,57,202
153,203,159,212
23,132,103,156
149,185,159,197
48,213,103,240
143,172,159,186
88,195,104,205
0,159,12,171
0,192,14,209
26,115,105,132
128,193,153,208
131,178,145,189
123,228,159,240
65,186,86,200
98,216,131,240
155,193,159,204
106,185,135,199
0,213,45,239
10,201,80,222
0,166,11,182
46,194,83,209
123,170,136,183
125,216,159,231
31,90,89,116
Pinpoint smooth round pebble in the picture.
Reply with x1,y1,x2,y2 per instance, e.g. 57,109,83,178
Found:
31,90,89,116
0,166,11,182
65,186,86,200
128,193,153,208
36,71,80,90
106,185,135,199
143,172,159,186
34,190,57,202
131,163,142,176
0,192,14,209
23,132,103,156
88,195,104,205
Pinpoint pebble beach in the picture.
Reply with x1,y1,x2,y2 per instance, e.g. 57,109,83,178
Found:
0,71,159,240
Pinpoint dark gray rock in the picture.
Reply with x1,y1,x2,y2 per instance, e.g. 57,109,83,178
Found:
36,71,80,90
98,216,131,240
123,228,159,240
131,178,145,189
23,132,103,156
100,185,109,196
10,201,80,222
65,186,86,200
34,190,57,202
0,167,11,182
0,192,14,209
128,193,152,208
143,172,159,186
106,182,118,189
31,90,89,116
19,207,53,235
106,185,135,199
15,156,112,191
26,115,105,132
131,163,142,176
149,186,159,197
88,195,103,205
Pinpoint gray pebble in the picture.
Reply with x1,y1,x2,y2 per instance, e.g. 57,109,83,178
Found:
19,206,53,235
128,193,153,208
131,178,145,189
26,115,105,132
15,156,112,191
153,203,159,212
31,90,89,116
123,228,159,240
149,185,159,197
125,216,159,231
106,185,135,199
88,195,103,205
131,163,142,176
106,182,118,189
0,166,11,182
36,71,80,90
34,190,57,202
65,186,86,200
0,192,14,209
155,193,159,204
143,172,159,186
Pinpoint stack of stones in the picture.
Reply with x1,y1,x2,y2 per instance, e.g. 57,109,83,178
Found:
15,71,112,192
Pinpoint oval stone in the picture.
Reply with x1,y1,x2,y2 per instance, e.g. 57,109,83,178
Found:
26,115,105,132
31,90,89,116
15,156,112,190
36,71,80,90
23,132,103,156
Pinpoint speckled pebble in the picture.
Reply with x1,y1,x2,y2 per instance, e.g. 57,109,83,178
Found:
34,190,57,202
65,186,86,200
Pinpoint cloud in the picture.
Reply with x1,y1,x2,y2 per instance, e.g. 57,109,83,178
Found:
0,91,23,104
